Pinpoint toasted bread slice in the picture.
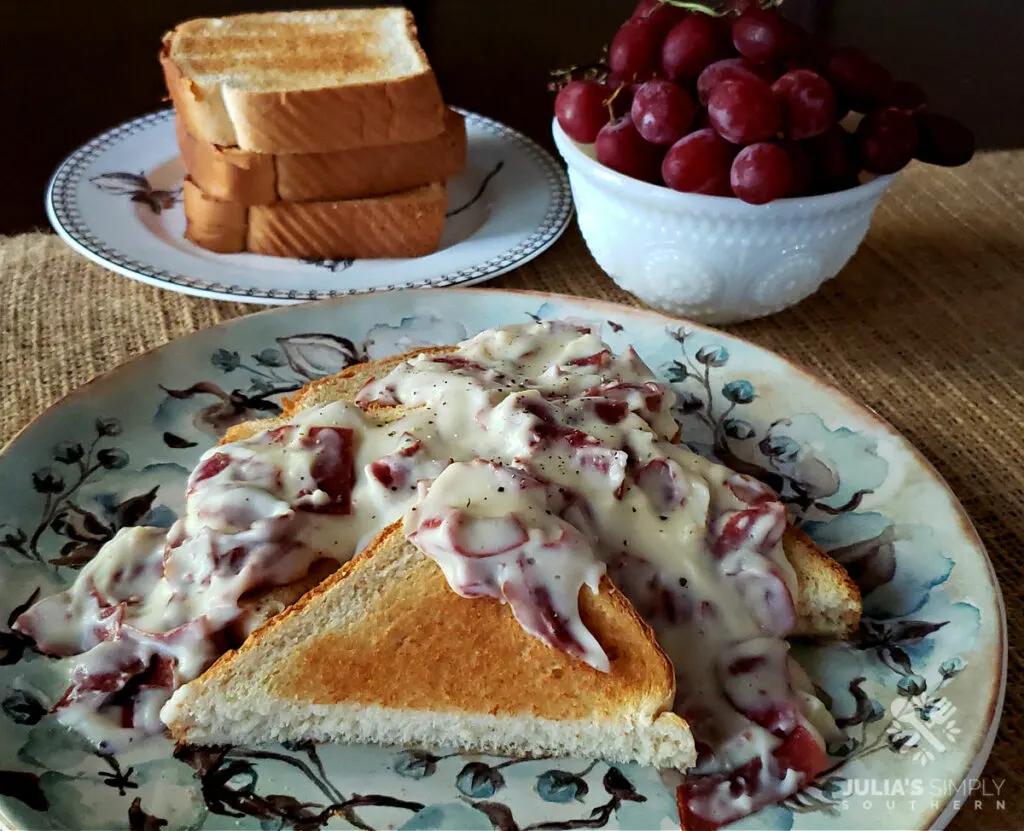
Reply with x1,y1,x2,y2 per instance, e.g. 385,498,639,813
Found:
182,179,447,259
161,9,446,153
788,524,861,638
177,109,467,204
220,347,861,639
220,350,438,444
164,523,696,770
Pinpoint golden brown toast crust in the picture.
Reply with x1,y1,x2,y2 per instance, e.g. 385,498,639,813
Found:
178,110,466,205
219,348,452,445
182,179,447,259
181,178,248,253
787,524,862,638
168,10,427,87
176,116,277,205
161,10,446,153
178,523,677,731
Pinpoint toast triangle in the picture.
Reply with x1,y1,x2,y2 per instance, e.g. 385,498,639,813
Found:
163,523,697,770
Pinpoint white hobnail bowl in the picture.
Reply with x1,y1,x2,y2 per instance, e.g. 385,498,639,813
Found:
552,118,896,324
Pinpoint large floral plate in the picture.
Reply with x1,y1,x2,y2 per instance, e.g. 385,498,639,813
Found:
45,109,572,304
0,290,1004,831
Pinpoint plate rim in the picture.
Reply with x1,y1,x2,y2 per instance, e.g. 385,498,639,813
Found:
0,287,1006,831
45,109,575,305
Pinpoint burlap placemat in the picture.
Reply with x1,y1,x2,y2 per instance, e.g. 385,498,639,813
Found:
1,151,1021,829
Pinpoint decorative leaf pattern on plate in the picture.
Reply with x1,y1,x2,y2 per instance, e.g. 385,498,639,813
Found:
90,172,179,214
128,796,168,831
535,768,591,803
276,334,362,379
0,308,994,831
446,160,504,218
663,327,888,518
162,432,198,450
2,419,167,569
456,761,506,799
1,689,47,725
393,749,445,780
0,588,42,665
0,770,47,812
300,257,356,273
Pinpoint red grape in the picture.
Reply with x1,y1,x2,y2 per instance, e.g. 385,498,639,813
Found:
856,107,919,173
885,80,927,113
826,47,893,112
557,4,972,193
781,21,815,68
805,124,860,191
771,69,836,140
631,0,661,18
782,35,830,75
632,0,688,36
604,76,637,117
731,8,796,64
707,76,782,144
631,79,695,145
731,142,793,204
595,116,665,182
555,80,610,143
661,15,728,81
662,128,735,196
605,69,630,89
780,139,814,196
913,113,975,167
697,57,775,106
609,19,663,80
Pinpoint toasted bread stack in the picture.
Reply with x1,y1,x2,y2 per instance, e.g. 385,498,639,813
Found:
161,9,466,260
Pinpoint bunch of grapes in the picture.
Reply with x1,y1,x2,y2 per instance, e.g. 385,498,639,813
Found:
554,0,974,204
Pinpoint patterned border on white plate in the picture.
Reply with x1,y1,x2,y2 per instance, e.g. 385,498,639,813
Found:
45,109,574,303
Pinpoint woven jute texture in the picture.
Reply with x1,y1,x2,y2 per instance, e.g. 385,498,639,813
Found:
1,151,1021,829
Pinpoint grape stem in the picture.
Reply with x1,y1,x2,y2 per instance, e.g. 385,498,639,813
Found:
547,62,611,93
659,0,785,15
660,1,728,17
603,84,626,120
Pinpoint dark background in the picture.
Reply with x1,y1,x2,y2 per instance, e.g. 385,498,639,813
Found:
2,0,1022,234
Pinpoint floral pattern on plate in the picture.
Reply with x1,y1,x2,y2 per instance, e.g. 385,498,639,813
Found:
0,290,1003,830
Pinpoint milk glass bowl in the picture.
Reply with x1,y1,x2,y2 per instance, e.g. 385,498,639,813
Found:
552,119,896,324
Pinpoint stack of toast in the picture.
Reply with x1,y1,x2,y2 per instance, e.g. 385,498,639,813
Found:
161,9,467,260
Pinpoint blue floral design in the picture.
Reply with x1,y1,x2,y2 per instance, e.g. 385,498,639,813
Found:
399,802,487,830
804,514,954,618
0,418,175,570
363,316,468,362
0,302,998,831
661,326,889,520
535,766,591,803
155,333,361,445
